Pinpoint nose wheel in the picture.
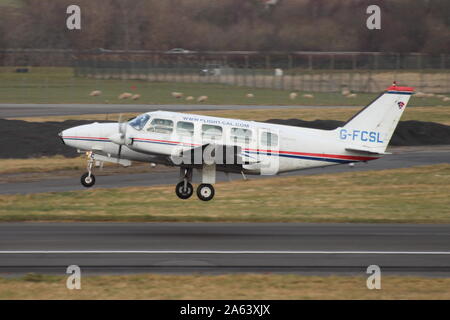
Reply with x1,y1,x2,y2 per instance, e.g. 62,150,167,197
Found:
81,152,96,188
81,172,96,187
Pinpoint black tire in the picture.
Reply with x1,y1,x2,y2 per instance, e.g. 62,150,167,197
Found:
80,172,96,188
175,181,193,199
196,183,215,201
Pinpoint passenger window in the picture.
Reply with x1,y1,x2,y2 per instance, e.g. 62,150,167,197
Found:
177,121,194,136
147,118,174,134
230,127,252,143
202,124,222,140
261,132,278,147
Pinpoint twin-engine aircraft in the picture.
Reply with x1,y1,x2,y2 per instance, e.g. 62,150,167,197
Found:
60,84,414,201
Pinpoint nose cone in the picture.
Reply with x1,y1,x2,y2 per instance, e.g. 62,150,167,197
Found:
58,131,65,144
59,122,115,150
59,126,82,148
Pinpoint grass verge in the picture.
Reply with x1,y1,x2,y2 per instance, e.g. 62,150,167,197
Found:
1,67,449,106
0,164,449,223
0,155,86,175
0,273,448,299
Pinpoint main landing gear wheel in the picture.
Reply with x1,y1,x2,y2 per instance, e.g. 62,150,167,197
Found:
175,181,194,199
81,172,96,188
196,183,215,201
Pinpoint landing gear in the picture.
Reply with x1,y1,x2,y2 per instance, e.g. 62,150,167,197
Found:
196,183,215,201
174,164,217,201
175,167,194,199
196,163,216,201
81,172,96,187
81,152,96,188
175,181,193,199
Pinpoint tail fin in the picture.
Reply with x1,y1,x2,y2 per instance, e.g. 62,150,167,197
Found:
339,84,414,154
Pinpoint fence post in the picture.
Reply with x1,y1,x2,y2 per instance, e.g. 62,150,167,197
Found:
45,77,49,103
444,54,449,93
373,53,378,71
418,54,424,91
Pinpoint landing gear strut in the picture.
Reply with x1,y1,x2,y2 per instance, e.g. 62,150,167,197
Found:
81,152,96,188
174,164,217,201
175,168,193,199
196,163,216,201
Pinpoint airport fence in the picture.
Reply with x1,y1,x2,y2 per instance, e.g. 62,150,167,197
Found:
1,49,450,94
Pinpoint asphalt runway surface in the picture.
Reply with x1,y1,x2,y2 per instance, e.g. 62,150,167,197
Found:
0,147,449,195
0,223,448,276
0,103,353,118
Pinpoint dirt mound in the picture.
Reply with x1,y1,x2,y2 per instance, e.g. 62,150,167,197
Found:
0,119,102,159
0,118,449,159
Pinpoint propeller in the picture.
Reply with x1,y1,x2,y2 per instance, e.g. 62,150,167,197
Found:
118,114,126,158
109,114,128,159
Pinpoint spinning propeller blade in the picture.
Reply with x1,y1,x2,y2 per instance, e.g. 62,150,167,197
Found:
117,113,127,159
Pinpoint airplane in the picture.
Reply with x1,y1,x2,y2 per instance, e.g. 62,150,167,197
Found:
59,83,414,201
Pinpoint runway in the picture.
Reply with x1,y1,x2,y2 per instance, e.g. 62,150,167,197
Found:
0,103,353,118
0,147,448,195
0,223,449,276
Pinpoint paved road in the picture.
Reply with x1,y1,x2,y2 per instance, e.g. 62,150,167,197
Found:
1,148,448,195
0,223,448,276
0,104,354,118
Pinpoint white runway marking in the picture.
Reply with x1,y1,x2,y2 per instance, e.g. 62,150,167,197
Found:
0,251,449,255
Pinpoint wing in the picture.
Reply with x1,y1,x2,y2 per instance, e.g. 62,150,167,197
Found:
176,143,260,167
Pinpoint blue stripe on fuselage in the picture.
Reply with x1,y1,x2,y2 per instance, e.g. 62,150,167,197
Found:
243,150,352,164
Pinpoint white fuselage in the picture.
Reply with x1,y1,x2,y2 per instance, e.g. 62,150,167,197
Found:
60,110,379,175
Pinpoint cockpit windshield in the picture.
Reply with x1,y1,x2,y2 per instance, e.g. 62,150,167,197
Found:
129,114,150,130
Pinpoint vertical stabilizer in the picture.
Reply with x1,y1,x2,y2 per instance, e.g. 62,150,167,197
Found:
339,84,414,153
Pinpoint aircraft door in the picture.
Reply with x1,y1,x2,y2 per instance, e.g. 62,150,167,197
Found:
256,127,280,175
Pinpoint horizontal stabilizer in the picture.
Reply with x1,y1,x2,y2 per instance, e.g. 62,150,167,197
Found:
345,146,391,155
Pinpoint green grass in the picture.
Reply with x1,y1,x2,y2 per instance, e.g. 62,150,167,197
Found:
0,164,449,223
1,273,449,300
0,0,21,7
0,67,449,106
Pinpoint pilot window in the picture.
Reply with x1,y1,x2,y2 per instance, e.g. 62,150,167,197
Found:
261,132,278,147
176,121,194,136
230,127,252,143
202,124,222,140
129,114,150,130
147,118,174,134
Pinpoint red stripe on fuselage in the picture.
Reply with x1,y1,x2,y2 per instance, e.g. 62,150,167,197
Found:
63,136,109,140
244,148,378,161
